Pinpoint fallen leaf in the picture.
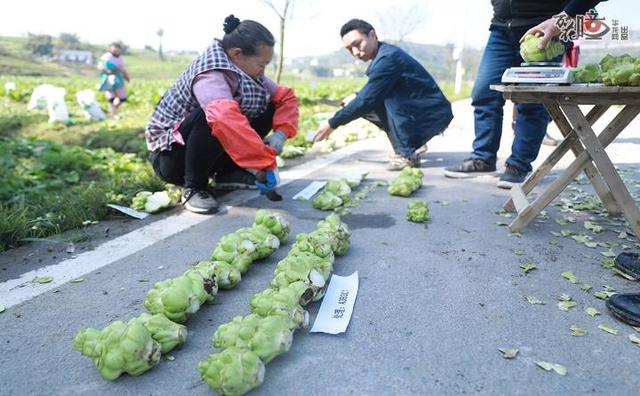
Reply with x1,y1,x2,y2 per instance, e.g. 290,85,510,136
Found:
612,268,637,281
585,242,598,248
498,348,519,359
0,305,5,313
525,296,545,305
551,231,562,237
558,301,578,311
570,325,588,336
603,285,617,292
581,284,592,292
594,291,616,300
630,334,640,346
520,263,537,274
536,361,567,376
558,293,572,301
165,355,176,361
69,278,84,284
600,250,617,258
585,307,601,317
584,221,604,233
52,289,60,293
601,259,615,269
561,271,579,284
512,248,525,256
32,276,53,284
560,229,573,237
496,221,508,226
549,240,559,246
137,279,150,283
598,323,619,335
619,231,629,239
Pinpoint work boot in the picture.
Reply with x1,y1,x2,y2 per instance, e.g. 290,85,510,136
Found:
606,293,640,326
214,169,257,190
497,164,528,189
387,155,420,171
613,252,640,280
444,158,496,179
181,188,219,214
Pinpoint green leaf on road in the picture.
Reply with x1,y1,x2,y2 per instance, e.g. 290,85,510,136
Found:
525,296,545,305
598,323,619,335
512,248,525,256
558,301,578,311
619,231,629,239
498,348,519,359
585,307,601,317
561,271,578,284
601,259,615,269
612,268,637,281
0,305,5,313
601,250,616,258
559,293,572,301
585,241,598,248
32,276,53,284
536,361,567,376
629,334,640,347
496,221,508,226
165,355,176,361
581,284,592,292
551,231,562,237
70,278,84,284
520,263,537,274
603,285,616,292
594,291,616,300
570,325,588,336
560,229,573,237
584,221,604,233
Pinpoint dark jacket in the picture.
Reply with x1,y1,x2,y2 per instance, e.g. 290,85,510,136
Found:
329,42,453,157
490,0,605,30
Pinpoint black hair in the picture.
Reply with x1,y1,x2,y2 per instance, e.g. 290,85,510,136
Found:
109,42,122,49
221,15,275,56
340,19,374,37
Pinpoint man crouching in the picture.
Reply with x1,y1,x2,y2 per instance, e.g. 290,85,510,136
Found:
314,19,453,170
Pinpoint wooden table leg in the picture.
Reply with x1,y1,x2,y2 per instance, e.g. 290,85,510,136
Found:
561,104,640,237
508,105,640,234
548,105,621,216
502,105,608,213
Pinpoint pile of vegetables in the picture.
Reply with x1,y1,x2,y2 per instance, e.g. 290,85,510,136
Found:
130,185,181,213
406,200,430,223
519,34,565,63
572,64,602,83
600,54,640,86
199,213,352,395
388,167,423,197
311,174,369,211
73,210,288,380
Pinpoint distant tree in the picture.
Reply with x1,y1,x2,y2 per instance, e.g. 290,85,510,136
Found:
377,2,426,44
59,33,81,49
261,0,293,84
144,45,156,52
26,33,53,56
156,28,164,61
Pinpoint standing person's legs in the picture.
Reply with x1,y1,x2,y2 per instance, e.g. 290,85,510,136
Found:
445,28,518,178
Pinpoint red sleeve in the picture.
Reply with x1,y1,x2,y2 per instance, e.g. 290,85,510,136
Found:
206,99,277,170
272,86,298,138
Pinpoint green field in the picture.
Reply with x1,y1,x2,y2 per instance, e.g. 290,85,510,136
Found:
0,35,471,252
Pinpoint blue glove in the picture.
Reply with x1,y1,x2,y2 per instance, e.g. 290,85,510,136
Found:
263,130,287,154
255,169,279,194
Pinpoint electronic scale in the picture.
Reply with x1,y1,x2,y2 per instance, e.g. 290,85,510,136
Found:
501,62,573,84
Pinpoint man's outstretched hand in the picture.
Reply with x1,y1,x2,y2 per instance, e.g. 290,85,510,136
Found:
313,121,334,142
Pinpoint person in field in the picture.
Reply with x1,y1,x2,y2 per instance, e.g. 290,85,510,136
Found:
97,42,130,116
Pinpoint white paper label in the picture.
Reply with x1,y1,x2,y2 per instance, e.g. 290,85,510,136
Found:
107,204,149,219
310,272,359,334
292,181,327,201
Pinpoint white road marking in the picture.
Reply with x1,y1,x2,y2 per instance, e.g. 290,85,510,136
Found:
0,138,377,309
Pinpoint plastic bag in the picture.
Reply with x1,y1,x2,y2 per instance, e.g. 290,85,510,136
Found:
27,84,54,111
76,89,106,120
46,87,70,124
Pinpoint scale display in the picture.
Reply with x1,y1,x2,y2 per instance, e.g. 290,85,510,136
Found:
501,67,573,84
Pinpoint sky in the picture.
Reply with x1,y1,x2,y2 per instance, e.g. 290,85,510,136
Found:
0,0,637,58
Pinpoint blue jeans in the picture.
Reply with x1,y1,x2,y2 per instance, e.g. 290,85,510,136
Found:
471,27,554,173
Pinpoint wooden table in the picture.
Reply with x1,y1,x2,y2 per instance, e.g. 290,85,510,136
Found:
490,84,640,237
